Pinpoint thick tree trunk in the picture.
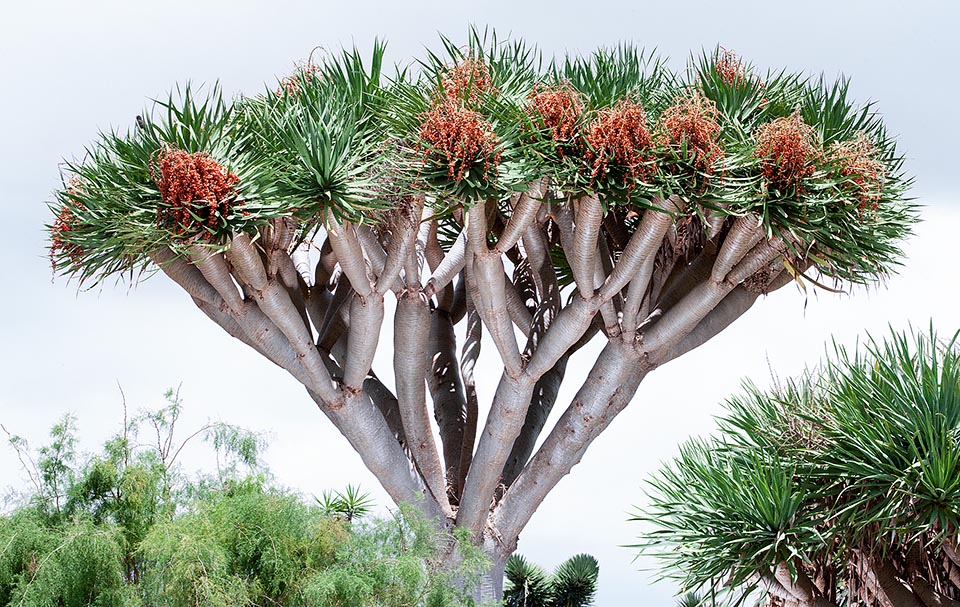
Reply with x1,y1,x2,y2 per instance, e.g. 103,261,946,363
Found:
153,195,801,604
476,545,509,603
442,529,510,603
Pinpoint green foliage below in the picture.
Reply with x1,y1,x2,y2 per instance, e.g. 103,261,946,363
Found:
1,392,487,607
0,513,132,607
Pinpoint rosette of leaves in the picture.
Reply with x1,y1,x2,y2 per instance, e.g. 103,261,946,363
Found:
691,48,914,285
47,84,282,284
382,29,544,211
637,434,826,598
818,331,960,589
241,42,390,231
504,553,599,607
692,47,804,133
649,87,752,220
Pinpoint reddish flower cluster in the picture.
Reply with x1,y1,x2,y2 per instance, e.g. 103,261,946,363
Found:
440,58,494,105
418,101,501,182
276,62,322,97
716,48,745,86
829,133,885,211
526,83,585,156
754,112,818,193
658,92,725,173
149,148,240,239
584,98,657,186
50,185,86,270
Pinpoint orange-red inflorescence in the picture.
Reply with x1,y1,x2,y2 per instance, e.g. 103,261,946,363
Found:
829,133,886,211
440,58,494,106
526,83,585,157
419,100,501,182
149,148,240,239
277,62,322,96
658,92,725,173
716,49,746,86
754,113,818,193
584,98,657,186
50,184,86,270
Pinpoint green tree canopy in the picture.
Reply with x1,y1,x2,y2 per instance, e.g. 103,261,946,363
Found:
1,394,488,607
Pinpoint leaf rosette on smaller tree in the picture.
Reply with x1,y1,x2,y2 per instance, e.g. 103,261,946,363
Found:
636,328,960,607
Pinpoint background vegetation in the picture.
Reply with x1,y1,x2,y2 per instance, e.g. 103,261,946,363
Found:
0,391,488,607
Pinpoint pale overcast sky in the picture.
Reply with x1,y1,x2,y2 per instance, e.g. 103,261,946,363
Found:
1,1,958,605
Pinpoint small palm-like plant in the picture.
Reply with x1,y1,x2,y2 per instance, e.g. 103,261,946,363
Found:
316,484,375,521
636,327,960,607
504,553,599,607
676,592,705,607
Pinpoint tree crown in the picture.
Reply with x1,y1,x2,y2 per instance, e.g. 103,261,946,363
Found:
48,31,914,287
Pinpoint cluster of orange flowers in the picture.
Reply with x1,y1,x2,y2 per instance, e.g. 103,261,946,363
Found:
149,148,240,239
439,58,494,106
50,183,86,269
584,98,656,186
754,112,817,193
829,134,885,211
525,83,585,157
419,101,501,182
419,59,501,183
716,49,746,86
658,92,725,173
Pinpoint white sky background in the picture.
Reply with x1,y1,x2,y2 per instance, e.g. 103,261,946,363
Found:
1,1,958,605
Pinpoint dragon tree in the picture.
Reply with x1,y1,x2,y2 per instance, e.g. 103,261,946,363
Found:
47,31,915,598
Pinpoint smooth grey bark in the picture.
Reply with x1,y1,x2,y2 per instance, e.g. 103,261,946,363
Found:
425,231,466,296
458,292,482,498
427,308,468,497
395,292,450,513
499,355,567,487
494,180,544,253
362,372,406,450
570,194,603,295
325,212,373,297
308,387,442,521
187,245,243,312
494,339,647,541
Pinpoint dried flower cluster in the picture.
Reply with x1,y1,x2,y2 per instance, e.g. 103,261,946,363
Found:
418,101,501,182
754,112,818,193
440,58,494,106
50,183,86,269
829,133,886,211
716,48,746,86
525,83,585,156
584,98,657,186
658,92,725,173
149,148,240,239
